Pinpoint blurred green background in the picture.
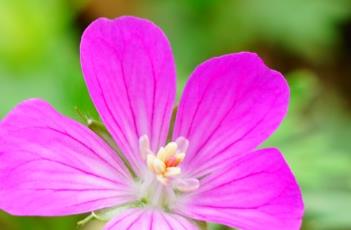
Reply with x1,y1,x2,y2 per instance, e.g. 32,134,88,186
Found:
1,0,351,229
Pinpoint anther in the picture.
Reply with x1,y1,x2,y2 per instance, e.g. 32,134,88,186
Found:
140,136,192,186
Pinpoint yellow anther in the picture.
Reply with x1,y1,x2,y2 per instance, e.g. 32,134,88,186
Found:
141,136,190,185
158,142,177,161
164,167,181,177
175,153,185,163
151,158,166,174
147,154,156,170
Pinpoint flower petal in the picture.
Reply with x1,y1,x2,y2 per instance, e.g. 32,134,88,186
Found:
0,99,135,216
176,148,304,230
173,52,289,176
104,208,199,230
80,16,176,175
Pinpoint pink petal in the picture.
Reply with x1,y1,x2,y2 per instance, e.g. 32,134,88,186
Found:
80,16,176,175
176,148,304,230
0,99,135,216
173,52,289,176
104,208,199,230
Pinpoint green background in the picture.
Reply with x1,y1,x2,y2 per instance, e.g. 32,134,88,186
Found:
1,0,351,229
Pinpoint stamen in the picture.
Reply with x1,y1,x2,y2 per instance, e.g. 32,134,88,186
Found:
174,178,200,193
175,153,185,163
175,137,189,153
164,167,181,177
139,136,199,193
136,136,200,211
158,142,177,161
139,135,152,160
151,158,166,174
146,154,156,169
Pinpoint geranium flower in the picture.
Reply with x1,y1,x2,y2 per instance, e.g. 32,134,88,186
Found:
0,16,303,229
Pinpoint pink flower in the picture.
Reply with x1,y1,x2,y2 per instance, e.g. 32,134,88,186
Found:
0,16,303,229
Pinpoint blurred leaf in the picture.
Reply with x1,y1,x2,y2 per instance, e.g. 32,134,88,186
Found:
265,70,351,229
212,0,351,61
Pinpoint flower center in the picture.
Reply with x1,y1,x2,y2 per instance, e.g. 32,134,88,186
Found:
136,135,200,209
146,141,185,184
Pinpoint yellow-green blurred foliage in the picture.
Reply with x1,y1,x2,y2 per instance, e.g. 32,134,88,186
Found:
1,0,351,229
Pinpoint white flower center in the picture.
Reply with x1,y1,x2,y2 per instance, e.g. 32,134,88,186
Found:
81,136,201,222
135,135,200,209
